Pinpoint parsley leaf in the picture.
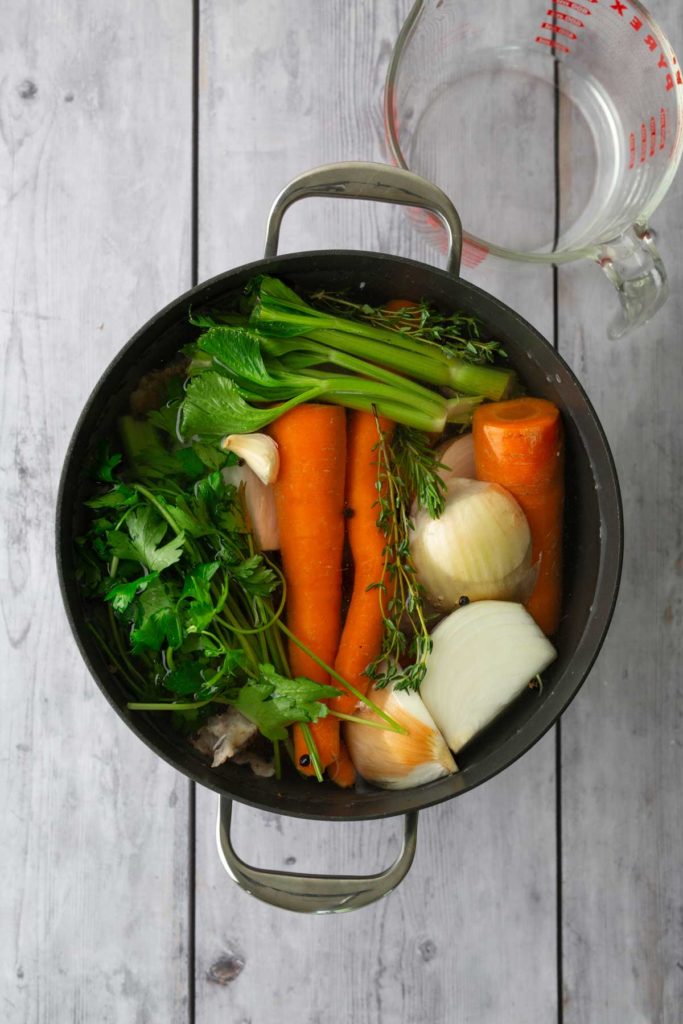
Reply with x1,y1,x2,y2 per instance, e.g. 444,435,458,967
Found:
105,571,161,613
108,506,185,572
130,579,184,652
86,483,139,511
178,562,221,632
164,661,207,695
230,554,278,598
92,442,123,483
234,664,340,742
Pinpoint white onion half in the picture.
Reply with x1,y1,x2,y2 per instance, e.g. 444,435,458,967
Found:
410,477,535,610
345,683,457,789
420,600,557,753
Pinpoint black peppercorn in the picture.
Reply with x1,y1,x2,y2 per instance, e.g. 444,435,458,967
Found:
299,754,311,767
458,595,470,606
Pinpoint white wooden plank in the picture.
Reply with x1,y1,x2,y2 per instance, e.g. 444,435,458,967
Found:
195,3,558,1022
558,0,683,1015
0,3,193,1020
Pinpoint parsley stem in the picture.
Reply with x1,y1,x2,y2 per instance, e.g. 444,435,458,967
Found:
132,483,181,532
328,709,404,732
275,621,407,735
132,482,204,565
86,620,146,698
106,605,149,692
299,722,324,782
217,605,260,671
127,699,215,711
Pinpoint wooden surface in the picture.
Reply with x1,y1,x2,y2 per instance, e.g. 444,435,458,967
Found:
1,2,681,1021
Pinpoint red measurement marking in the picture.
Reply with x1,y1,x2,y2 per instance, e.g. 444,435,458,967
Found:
611,0,627,15
643,34,657,52
658,52,668,69
540,21,577,40
553,0,595,15
462,240,489,270
630,16,643,31
628,109,669,168
535,35,571,53
549,9,585,28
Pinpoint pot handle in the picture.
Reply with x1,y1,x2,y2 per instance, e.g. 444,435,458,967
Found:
216,797,419,914
264,160,463,276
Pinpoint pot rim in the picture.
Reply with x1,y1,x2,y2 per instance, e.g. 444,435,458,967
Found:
56,249,623,821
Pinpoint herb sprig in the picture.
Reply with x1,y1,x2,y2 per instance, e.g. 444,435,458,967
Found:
309,290,507,365
366,417,435,693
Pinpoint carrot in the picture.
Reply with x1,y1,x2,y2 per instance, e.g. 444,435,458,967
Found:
327,740,357,789
383,298,419,313
383,297,422,328
331,411,395,715
268,405,346,776
472,397,564,636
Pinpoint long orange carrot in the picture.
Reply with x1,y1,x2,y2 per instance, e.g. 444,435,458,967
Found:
268,405,346,776
472,397,564,635
331,411,395,715
327,740,357,789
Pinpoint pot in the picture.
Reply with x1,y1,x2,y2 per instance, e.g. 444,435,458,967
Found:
56,163,623,913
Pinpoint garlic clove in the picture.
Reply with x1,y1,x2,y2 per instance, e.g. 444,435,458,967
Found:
221,432,280,485
436,432,476,482
345,683,457,790
222,464,280,551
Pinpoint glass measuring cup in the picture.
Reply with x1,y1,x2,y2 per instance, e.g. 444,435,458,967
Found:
385,0,683,337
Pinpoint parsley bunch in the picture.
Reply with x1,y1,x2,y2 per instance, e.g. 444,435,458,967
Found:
77,423,341,779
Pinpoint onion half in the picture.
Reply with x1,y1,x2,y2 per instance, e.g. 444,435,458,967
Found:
410,477,536,610
420,600,557,753
345,683,457,789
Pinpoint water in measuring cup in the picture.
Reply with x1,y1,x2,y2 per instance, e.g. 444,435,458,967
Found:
405,47,624,256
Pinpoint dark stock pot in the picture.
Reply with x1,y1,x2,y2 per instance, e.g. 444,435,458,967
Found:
56,163,623,913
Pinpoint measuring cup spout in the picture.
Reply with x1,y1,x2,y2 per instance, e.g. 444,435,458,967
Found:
597,227,669,340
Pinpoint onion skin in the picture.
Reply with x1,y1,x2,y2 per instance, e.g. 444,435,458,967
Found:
410,477,534,611
344,684,457,790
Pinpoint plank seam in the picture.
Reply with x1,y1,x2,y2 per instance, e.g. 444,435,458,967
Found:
552,37,564,1024
189,2,200,1021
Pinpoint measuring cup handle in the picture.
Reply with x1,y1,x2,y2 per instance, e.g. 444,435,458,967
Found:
264,161,463,276
598,225,669,339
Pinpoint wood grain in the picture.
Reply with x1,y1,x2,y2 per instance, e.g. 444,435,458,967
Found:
558,4,683,1019
3,1,681,1020
194,3,557,1023
0,3,192,1020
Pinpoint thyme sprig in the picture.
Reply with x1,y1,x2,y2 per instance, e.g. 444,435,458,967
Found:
365,416,434,693
308,290,507,365
392,425,448,520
